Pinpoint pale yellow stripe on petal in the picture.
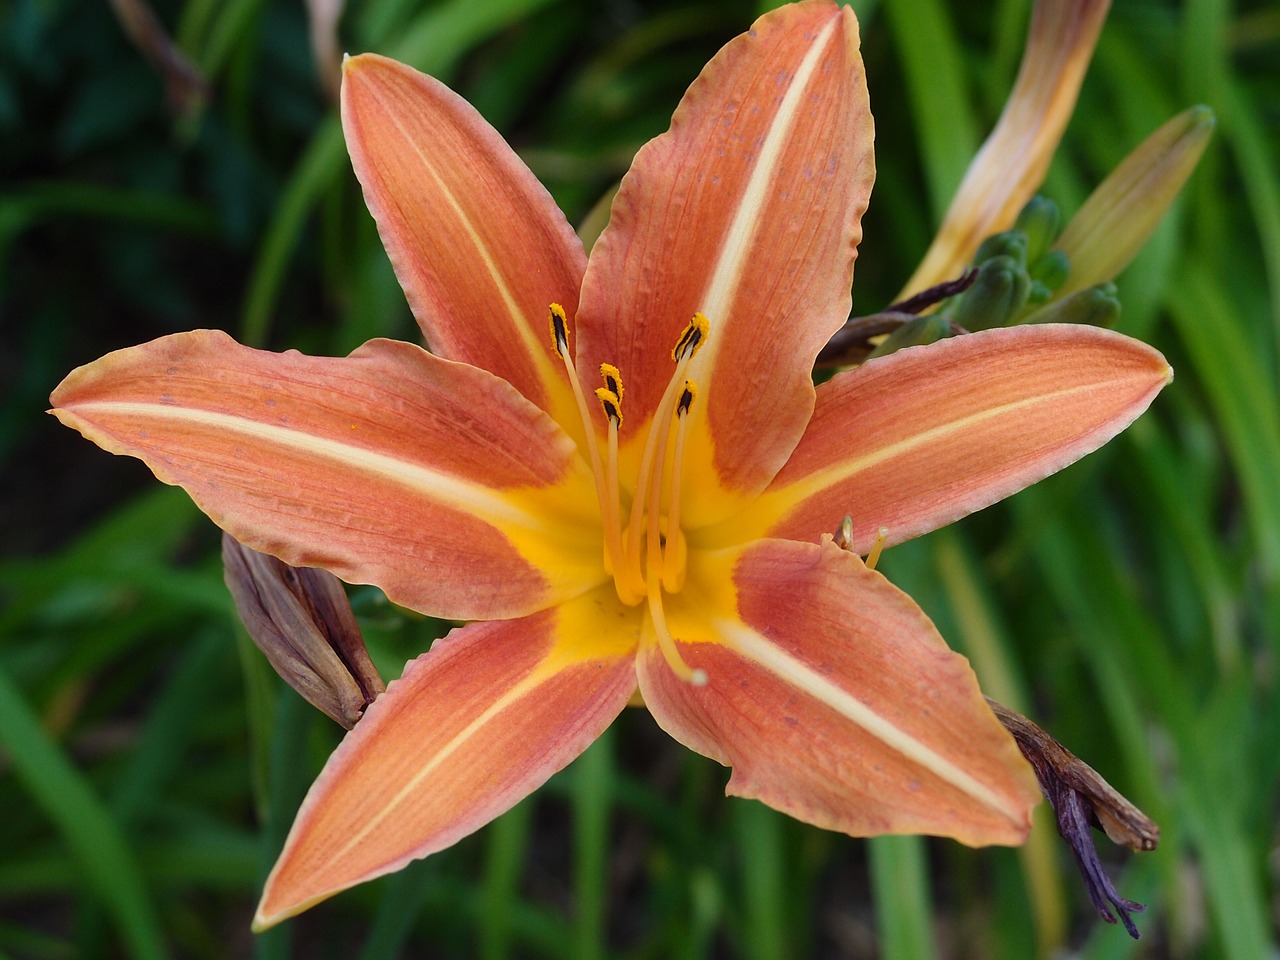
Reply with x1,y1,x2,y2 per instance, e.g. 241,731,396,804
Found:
75,401,555,533
773,378,1119,515
384,110,563,395
714,616,1011,816
692,14,841,377
317,666,547,871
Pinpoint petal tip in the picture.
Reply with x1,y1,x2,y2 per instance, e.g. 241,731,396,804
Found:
253,868,339,933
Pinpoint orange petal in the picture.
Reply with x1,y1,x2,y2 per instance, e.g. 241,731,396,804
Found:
899,0,1110,298
254,589,639,929
575,1,874,520
642,538,1039,845
342,54,586,434
50,331,604,620
725,325,1171,550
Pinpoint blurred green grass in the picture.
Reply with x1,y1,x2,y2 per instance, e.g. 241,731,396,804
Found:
2,0,1277,957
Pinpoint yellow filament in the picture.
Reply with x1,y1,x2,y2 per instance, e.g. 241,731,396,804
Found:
865,527,889,571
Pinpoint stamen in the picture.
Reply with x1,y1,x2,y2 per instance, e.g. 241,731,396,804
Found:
546,304,613,572
548,303,570,357
600,363,624,404
594,387,622,427
675,380,697,417
865,527,889,571
661,380,696,591
646,578,707,686
625,316,710,577
672,313,709,362
595,387,626,579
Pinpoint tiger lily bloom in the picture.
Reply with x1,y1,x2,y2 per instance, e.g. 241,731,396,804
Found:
49,0,1172,929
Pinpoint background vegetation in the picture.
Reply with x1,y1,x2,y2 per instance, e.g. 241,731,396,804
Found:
2,0,1277,956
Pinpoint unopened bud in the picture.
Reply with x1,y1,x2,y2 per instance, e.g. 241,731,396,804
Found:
897,0,1110,298
1024,282,1122,327
222,534,384,729
1029,248,1070,291
1015,196,1062,265
1054,106,1215,297
972,229,1028,268
988,697,1159,939
949,254,1031,331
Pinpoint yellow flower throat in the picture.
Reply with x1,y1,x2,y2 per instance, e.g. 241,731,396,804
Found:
549,304,708,685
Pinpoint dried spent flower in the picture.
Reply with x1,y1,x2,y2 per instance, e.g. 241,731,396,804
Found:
223,534,384,729
989,697,1160,939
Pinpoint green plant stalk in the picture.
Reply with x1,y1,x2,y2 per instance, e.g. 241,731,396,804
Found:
0,662,169,960
734,801,787,960
869,834,937,960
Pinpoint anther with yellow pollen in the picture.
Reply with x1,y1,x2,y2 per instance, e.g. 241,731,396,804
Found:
549,303,709,684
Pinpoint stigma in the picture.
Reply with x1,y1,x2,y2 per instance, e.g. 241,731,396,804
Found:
547,304,709,685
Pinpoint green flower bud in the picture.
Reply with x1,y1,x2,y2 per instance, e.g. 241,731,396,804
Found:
1029,248,1070,291
1014,196,1061,264
972,229,1028,267
950,254,1032,331
1023,282,1121,327
1054,106,1214,296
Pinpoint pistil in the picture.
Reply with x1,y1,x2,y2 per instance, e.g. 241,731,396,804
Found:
646,572,707,686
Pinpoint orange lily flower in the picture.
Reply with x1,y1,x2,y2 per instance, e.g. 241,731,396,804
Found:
50,1,1171,929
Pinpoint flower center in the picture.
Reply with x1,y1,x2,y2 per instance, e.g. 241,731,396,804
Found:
549,304,708,685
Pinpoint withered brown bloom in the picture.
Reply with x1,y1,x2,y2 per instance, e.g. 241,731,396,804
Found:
989,698,1159,939
222,534,384,730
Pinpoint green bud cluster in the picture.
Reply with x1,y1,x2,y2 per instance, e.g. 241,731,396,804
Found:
935,196,1122,331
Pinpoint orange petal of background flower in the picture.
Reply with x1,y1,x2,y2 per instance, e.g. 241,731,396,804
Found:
50,331,604,620
342,54,587,436
575,0,874,520
254,594,638,930
641,538,1039,845
734,325,1171,551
